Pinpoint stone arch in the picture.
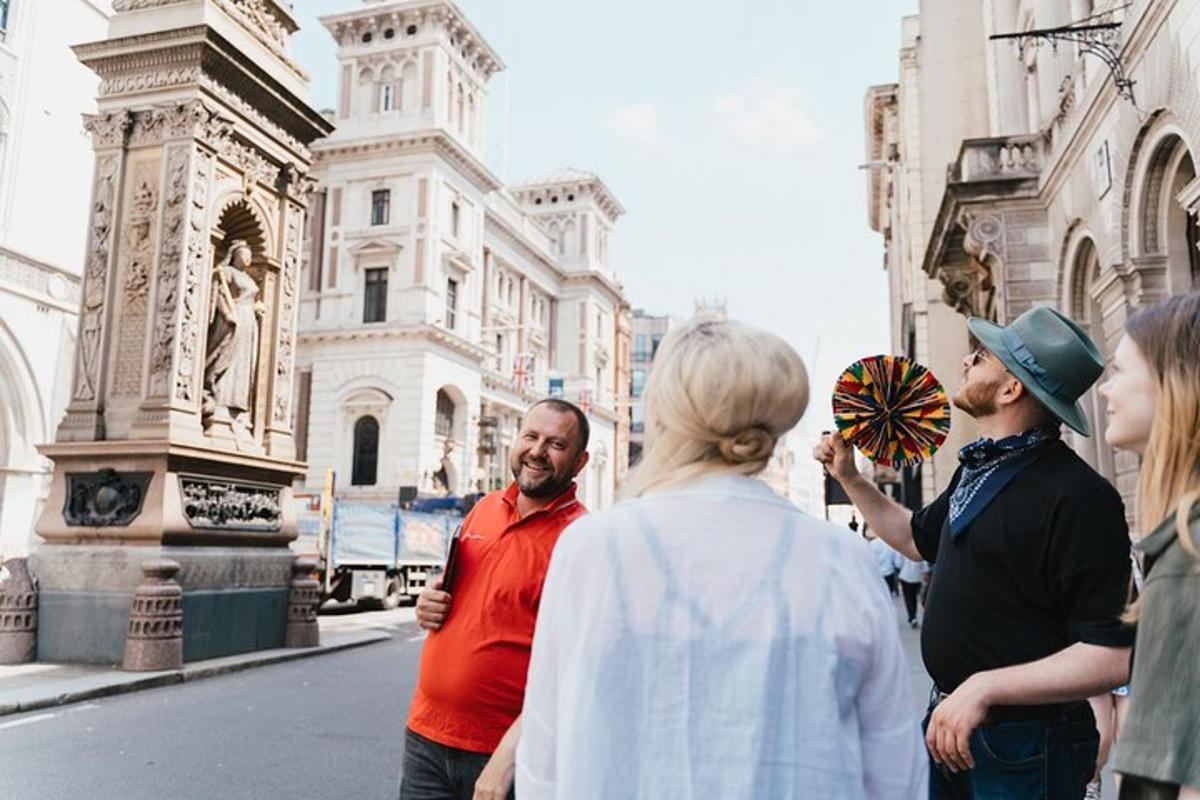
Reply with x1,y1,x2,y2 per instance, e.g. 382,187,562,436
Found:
1123,113,1198,290
401,61,418,113
0,318,47,557
336,382,393,489
1061,229,1114,480
434,384,467,443
358,66,378,113
562,218,578,257
210,195,273,264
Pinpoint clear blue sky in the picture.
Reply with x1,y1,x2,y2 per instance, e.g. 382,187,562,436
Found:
291,0,920,433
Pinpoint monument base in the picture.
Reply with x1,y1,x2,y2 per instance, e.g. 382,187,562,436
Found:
32,545,295,665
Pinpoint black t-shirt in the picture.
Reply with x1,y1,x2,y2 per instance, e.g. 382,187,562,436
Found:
913,440,1134,693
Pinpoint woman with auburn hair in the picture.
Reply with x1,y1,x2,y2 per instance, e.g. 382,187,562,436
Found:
1098,291,1200,800
515,319,927,799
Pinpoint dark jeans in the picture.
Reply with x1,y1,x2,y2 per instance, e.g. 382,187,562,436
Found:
900,579,922,622
922,699,1099,799
884,572,899,596
398,728,514,800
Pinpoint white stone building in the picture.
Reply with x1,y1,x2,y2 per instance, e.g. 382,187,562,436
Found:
0,0,109,559
295,0,631,511
867,0,1200,522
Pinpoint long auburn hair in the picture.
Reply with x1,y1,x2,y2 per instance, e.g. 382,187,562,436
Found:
1126,291,1200,563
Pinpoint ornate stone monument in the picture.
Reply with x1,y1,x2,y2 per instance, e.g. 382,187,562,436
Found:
31,0,331,664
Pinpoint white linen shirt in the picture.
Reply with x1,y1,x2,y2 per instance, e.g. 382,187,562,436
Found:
515,474,927,800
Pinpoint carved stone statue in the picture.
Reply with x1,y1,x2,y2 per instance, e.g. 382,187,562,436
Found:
203,240,263,440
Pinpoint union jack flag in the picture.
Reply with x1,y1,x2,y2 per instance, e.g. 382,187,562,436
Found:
578,388,591,415
511,353,534,394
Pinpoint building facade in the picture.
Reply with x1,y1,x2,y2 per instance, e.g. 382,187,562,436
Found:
628,309,674,465
868,0,1200,520
296,0,631,511
0,0,108,558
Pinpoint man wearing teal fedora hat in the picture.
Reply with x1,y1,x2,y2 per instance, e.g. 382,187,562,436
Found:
816,305,1134,799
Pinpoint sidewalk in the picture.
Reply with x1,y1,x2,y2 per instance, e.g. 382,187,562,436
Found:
0,605,416,718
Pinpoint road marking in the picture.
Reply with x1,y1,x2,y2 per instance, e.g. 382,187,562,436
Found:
0,701,97,732
0,712,57,731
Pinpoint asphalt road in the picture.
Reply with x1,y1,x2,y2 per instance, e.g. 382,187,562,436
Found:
5,596,1111,800
0,611,425,800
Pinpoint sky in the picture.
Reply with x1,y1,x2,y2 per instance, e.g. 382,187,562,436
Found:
290,0,920,436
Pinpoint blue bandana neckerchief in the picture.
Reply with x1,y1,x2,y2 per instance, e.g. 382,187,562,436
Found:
947,424,1061,538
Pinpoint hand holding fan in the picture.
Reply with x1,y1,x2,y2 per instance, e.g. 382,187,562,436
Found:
832,355,951,469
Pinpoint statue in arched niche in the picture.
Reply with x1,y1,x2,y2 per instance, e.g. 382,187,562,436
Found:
203,239,264,442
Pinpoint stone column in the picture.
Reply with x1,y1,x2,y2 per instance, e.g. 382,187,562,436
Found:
31,0,332,665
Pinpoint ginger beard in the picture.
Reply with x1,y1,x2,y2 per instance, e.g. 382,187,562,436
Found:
952,371,1005,418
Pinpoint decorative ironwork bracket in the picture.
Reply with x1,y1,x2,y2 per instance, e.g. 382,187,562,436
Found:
990,17,1136,105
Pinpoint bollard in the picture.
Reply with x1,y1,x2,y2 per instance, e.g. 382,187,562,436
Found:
122,559,183,671
285,557,320,648
0,558,37,664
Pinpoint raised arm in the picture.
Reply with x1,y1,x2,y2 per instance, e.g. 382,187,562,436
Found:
813,433,921,560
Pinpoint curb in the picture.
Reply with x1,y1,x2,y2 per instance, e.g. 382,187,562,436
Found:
0,630,392,718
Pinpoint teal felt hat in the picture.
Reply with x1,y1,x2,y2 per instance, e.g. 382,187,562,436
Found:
966,306,1104,436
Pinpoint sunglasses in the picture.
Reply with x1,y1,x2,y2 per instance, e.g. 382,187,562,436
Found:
967,347,990,367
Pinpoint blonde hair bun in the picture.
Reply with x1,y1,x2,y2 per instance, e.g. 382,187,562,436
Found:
622,318,809,498
717,427,776,465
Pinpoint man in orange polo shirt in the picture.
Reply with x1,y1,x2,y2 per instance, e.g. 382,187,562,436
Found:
398,399,590,800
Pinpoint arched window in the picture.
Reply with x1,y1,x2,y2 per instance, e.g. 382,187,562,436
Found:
380,83,395,112
435,389,455,438
1067,237,1114,481
351,416,379,486
1137,133,1198,294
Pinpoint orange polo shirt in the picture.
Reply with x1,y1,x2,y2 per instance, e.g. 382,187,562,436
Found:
407,482,586,753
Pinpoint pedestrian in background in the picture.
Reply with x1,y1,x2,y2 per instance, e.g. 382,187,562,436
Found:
868,528,902,596
1099,292,1200,800
517,319,926,799
897,556,927,629
816,306,1133,799
399,399,590,800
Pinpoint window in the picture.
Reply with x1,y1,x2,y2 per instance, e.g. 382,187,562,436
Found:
651,334,664,359
371,189,390,226
633,334,650,361
435,389,455,438
380,83,395,112
631,404,645,435
451,201,461,239
631,369,646,398
495,334,504,370
363,268,388,323
0,0,10,36
351,416,379,486
445,278,458,329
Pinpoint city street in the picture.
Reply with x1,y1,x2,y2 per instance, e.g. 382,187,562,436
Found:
1,599,933,800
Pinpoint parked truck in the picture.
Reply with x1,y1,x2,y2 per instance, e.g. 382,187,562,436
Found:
291,493,461,609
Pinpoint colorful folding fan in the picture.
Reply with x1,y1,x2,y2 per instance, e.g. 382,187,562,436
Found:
832,355,951,469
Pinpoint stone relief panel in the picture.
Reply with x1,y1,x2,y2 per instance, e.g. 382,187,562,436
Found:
72,154,120,404
273,201,302,426
178,148,214,404
147,145,192,400
63,469,153,527
112,160,161,398
180,476,282,531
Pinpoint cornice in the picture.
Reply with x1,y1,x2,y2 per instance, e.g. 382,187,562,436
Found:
320,0,504,79
74,24,332,152
510,174,625,223
298,321,490,363
313,128,501,193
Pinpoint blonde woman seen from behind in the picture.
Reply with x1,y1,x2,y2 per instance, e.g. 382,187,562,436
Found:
1099,292,1200,800
515,320,927,799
